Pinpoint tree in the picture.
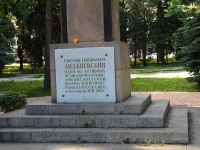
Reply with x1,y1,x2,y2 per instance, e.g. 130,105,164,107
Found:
120,0,154,66
0,0,16,73
148,0,170,64
176,13,200,86
12,0,34,70
44,0,52,90
25,0,60,89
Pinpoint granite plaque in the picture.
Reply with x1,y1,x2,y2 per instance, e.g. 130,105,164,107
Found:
55,47,116,103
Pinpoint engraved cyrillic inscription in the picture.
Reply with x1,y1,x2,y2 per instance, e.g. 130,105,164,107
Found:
55,47,115,103
64,57,106,93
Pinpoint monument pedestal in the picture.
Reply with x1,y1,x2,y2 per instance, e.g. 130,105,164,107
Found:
50,41,131,103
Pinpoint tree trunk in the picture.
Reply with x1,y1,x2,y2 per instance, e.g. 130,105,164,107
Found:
18,47,23,70
142,42,147,66
44,0,52,90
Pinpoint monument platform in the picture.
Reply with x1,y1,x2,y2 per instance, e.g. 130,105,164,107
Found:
0,94,188,144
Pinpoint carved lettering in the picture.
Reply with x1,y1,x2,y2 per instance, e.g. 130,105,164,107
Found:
63,57,107,94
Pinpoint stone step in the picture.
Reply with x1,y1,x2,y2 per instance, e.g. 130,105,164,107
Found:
138,100,170,127
0,114,137,128
0,106,188,143
0,100,169,128
25,94,151,115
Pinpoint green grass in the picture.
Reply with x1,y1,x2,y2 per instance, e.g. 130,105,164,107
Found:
130,59,184,74
131,78,200,92
0,61,198,97
130,58,181,68
0,81,50,97
0,78,198,98
3,63,45,75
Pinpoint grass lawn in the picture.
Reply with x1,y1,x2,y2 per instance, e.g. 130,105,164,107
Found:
1,61,199,97
0,63,44,78
131,78,200,92
0,78,199,98
0,81,50,97
130,58,183,74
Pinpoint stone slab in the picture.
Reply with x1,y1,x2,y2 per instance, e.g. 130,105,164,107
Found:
138,100,170,127
115,94,151,114
0,127,188,143
187,144,200,150
50,42,130,103
66,0,120,43
106,128,188,144
149,144,187,150
0,106,188,143
55,47,116,103
165,105,188,128
25,94,151,115
0,114,138,128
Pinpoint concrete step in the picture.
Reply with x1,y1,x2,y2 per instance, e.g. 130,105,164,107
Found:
0,114,137,128
25,94,151,115
0,100,169,128
138,100,170,127
0,106,188,143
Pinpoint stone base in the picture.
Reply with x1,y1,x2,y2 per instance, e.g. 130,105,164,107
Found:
0,94,188,143
50,41,131,103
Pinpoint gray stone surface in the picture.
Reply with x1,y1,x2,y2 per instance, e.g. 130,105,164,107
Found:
115,94,151,114
188,107,200,144
138,100,170,127
77,144,116,150
1,107,199,149
149,144,187,150
0,143,52,150
165,105,188,128
0,94,190,144
106,128,188,144
95,115,138,128
0,106,188,143
0,114,138,128
0,127,188,143
50,42,130,103
26,94,151,115
113,144,149,150
187,144,200,150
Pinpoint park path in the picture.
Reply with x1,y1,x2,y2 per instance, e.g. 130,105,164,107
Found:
0,71,190,82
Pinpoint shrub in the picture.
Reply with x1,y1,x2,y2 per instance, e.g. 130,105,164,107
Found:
0,91,27,113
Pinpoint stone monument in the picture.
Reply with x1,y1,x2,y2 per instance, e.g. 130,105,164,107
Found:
0,0,188,144
50,0,131,103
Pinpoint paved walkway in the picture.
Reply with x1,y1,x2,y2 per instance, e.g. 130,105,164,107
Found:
130,71,191,78
0,71,191,82
0,74,44,82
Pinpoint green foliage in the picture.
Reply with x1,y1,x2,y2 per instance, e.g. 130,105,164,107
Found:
3,63,45,74
123,138,131,144
161,140,165,146
120,0,154,66
0,91,27,113
0,0,16,73
72,136,82,144
176,13,200,86
144,139,152,146
83,122,92,128
82,109,85,115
